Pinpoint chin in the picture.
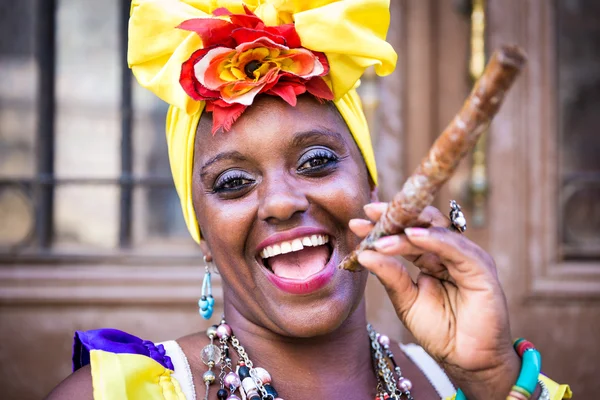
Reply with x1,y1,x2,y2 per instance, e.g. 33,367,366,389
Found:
259,270,369,338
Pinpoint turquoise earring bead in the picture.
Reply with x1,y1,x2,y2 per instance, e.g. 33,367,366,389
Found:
199,295,214,319
198,297,209,311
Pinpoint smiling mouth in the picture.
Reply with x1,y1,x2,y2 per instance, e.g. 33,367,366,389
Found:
259,234,333,280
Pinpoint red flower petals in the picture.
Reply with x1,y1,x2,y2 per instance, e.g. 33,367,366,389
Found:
269,24,302,48
177,18,236,48
268,82,303,107
231,27,286,46
177,7,334,134
212,7,233,17
229,12,263,29
305,77,335,101
180,47,220,101
206,101,247,135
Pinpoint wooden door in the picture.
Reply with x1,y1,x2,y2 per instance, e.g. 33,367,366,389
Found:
372,0,600,397
483,1,600,396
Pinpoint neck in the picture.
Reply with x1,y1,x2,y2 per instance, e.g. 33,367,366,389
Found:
222,300,377,398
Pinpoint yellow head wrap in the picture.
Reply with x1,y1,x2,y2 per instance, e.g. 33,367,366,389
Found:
128,0,397,243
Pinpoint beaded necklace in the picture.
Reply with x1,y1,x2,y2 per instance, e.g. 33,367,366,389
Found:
200,319,414,400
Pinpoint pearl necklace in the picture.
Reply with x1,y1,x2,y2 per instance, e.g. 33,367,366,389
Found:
200,319,414,400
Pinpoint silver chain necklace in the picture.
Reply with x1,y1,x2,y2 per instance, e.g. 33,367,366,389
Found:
200,319,415,400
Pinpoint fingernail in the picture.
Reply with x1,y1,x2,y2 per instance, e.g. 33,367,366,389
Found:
364,202,387,211
356,251,378,276
405,227,429,237
349,218,372,227
373,235,399,250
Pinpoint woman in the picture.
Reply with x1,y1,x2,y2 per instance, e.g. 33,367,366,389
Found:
47,1,571,399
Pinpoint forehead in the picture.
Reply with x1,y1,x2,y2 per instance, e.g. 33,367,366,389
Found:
194,95,352,158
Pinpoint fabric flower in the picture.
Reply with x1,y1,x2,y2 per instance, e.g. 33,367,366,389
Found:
178,6,334,134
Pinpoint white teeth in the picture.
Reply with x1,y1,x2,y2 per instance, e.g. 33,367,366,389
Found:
280,242,292,254
291,239,303,251
310,235,319,246
260,234,330,259
272,244,281,256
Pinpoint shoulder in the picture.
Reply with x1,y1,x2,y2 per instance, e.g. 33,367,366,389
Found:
171,331,212,396
45,365,93,400
175,331,210,369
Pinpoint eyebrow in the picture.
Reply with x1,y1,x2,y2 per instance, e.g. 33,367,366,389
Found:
200,151,246,177
291,128,346,148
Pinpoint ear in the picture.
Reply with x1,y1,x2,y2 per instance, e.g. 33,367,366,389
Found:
199,240,213,262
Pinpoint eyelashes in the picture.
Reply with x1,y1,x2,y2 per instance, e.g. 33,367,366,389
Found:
297,147,339,173
212,170,255,193
211,147,341,195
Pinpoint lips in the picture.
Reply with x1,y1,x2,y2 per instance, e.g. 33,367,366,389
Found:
256,228,335,294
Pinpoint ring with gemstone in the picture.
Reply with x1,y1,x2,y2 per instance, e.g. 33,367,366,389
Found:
449,200,467,233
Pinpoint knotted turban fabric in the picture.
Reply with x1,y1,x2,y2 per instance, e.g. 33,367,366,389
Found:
128,0,398,243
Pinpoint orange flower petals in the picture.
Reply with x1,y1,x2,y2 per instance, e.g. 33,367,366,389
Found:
178,7,334,134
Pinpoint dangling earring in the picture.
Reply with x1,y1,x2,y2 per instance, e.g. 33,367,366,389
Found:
198,256,215,320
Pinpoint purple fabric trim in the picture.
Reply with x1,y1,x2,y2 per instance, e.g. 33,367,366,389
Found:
72,329,174,372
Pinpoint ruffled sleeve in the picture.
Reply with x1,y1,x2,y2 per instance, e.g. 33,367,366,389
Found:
73,329,186,400
540,374,573,400
73,329,174,371
89,350,186,400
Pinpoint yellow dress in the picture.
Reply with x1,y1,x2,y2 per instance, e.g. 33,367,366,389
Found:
75,329,572,399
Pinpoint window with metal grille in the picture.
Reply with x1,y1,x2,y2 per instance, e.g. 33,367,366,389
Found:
0,0,200,263
557,0,600,260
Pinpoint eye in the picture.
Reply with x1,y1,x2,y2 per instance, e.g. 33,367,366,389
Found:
297,147,339,173
213,170,255,193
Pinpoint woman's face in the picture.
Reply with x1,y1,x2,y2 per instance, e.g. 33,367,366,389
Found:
192,95,374,337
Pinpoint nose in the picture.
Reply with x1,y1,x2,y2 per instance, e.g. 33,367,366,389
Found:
257,173,309,223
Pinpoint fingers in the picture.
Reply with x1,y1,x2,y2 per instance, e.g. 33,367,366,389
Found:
348,202,387,238
348,218,374,238
353,203,478,284
403,227,499,290
369,227,498,288
362,203,450,227
417,206,451,229
358,250,418,318
372,234,452,281
372,234,419,255
352,203,450,237
363,202,387,221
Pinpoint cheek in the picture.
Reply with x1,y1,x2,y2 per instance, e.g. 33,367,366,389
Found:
315,162,372,237
338,158,372,210
195,195,262,292
194,194,258,256
323,181,366,217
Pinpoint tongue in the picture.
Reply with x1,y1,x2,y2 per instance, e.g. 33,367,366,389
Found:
269,246,330,280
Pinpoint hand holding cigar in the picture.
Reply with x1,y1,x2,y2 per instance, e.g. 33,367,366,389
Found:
340,45,527,272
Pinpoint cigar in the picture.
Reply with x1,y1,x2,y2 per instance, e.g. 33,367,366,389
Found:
340,45,527,272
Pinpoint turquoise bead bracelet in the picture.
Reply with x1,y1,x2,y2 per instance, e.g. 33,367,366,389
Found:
454,338,541,400
456,388,467,400
515,346,541,395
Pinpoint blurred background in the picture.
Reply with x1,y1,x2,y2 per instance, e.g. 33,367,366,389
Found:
0,0,599,398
